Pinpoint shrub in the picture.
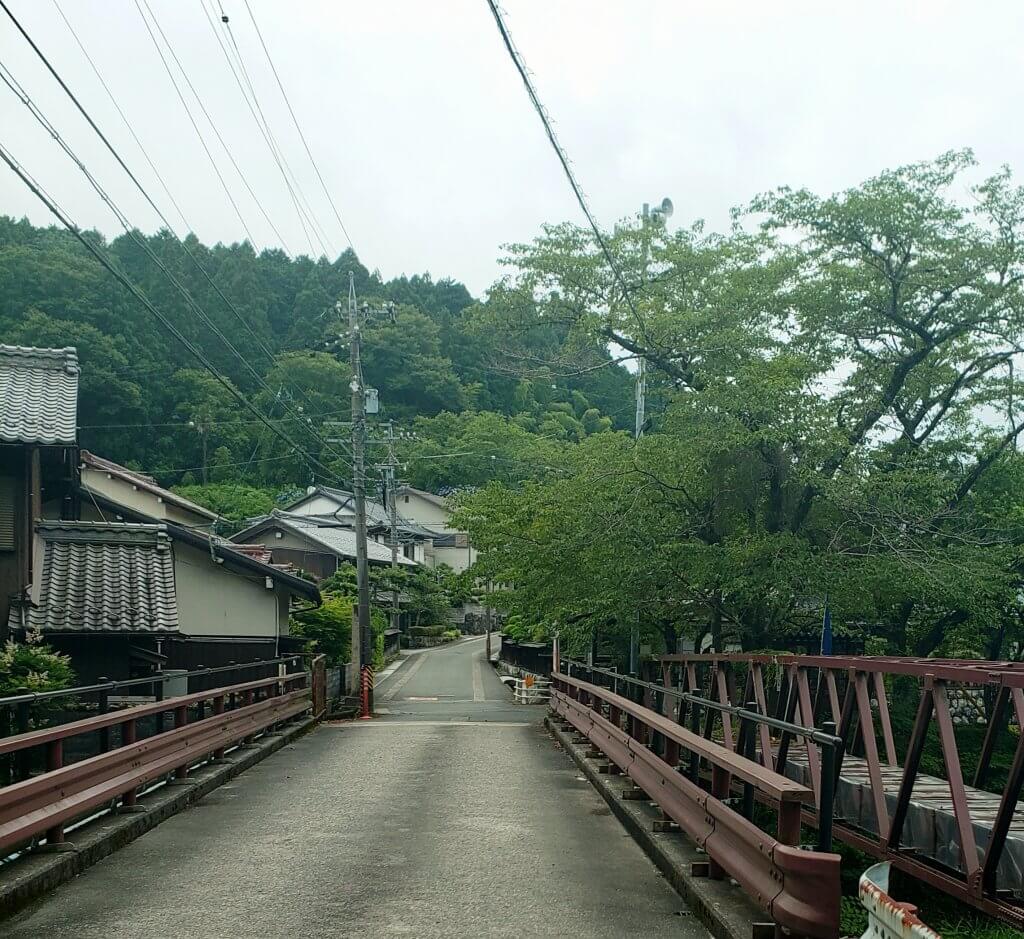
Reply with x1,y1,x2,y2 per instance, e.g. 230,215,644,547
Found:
407,625,446,638
290,595,353,666
0,637,75,696
0,636,76,726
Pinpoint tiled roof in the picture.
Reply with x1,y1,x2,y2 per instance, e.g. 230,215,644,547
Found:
229,543,273,565
30,521,179,633
234,512,417,567
0,345,79,445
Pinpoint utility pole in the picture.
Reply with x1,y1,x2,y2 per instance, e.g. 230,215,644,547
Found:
326,276,394,716
188,420,209,483
346,273,372,716
630,197,673,676
383,420,400,634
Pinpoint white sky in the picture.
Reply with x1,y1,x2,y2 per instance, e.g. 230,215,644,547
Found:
3,1,1023,296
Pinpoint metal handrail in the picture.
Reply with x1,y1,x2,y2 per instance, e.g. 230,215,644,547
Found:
562,658,845,852
550,672,841,938
565,659,842,747
0,655,305,707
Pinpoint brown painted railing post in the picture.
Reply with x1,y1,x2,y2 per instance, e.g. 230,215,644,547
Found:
751,663,773,771
886,679,933,850
122,718,138,807
14,688,30,782
173,705,189,779
97,678,111,754
777,800,802,847
933,680,981,893
243,689,256,745
740,700,757,819
975,685,1010,788
212,694,226,760
872,670,897,767
982,717,1024,893
44,739,64,844
708,763,730,879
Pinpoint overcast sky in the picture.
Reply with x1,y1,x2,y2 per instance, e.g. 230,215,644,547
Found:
3,1,1024,297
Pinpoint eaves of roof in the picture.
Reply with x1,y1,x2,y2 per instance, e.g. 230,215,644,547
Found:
79,489,321,604
80,450,219,521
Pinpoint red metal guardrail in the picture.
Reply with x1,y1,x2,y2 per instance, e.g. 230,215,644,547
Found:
657,653,1024,929
550,671,842,939
0,669,313,855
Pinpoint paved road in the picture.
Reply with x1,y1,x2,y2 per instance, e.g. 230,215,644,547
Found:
5,638,707,938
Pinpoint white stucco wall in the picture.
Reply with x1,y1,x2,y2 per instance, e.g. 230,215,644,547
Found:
430,543,477,573
399,492,450,527
174,540,280,639
81,468,213,528
287,494,346,517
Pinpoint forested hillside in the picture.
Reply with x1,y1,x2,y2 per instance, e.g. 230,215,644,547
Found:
0,214,631,502
9,151,1024,666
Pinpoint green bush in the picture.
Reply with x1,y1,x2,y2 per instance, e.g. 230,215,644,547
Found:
290,595,353,666
442,629,461,641
290,596,389,669
0,638,75,696
0,637,76,726
407,624,446,638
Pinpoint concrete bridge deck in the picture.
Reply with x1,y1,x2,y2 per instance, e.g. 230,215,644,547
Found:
4,638,708,938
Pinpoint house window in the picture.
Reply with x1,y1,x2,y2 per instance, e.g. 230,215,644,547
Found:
0,476,15,551
403,495,409,504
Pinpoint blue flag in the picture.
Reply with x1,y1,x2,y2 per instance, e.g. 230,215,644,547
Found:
821,601,833,655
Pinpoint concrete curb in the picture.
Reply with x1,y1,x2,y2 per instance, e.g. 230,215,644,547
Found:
0,715,318,922
545,716,767,939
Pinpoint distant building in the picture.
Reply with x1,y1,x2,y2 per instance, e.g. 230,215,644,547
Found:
232,511,417,581
283,484,476,573
76,459,321,680
79,450,218,529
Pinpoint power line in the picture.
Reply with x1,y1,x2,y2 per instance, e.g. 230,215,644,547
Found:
483,1,647,333
0,62,353,472
78,407,352,430
0,7,352,463
0,141,347,486
49,0,190,232
242,0,356,253
48,0,282,370
133,0,270,249
199,0,332,258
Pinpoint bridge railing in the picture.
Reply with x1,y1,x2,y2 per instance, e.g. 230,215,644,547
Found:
551,662,842,939
0,654,306,767
0,665,316,855
657,653,1024,930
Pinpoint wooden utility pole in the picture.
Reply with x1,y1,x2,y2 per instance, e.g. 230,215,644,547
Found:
346,273,372,715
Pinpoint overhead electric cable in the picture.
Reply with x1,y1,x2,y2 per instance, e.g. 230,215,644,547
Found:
0,7,351,459
483,0,647,331
0,64,353,470
203,0,332,258
0,142,347,486
133,0,278,250
50,0,189,232
242,0,356,253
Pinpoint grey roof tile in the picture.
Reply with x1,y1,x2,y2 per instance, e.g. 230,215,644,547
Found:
31,521,179,633
0,345,79,445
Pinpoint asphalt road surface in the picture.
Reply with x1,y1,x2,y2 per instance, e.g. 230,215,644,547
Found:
4,637,708,938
